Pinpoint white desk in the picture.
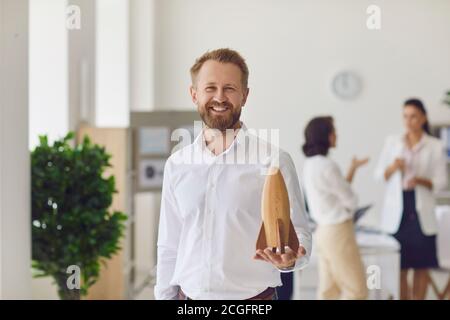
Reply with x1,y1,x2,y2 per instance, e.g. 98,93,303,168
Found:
436,206,450,269
293,229,400,300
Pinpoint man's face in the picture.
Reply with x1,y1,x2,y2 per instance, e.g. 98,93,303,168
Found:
190,60,249,131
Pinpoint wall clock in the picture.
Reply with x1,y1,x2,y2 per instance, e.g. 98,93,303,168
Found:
331,71,362,100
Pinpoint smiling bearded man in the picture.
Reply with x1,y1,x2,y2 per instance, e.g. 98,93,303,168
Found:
155,48,312,300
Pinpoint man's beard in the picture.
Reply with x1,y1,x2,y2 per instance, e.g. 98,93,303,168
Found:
199,101,242,131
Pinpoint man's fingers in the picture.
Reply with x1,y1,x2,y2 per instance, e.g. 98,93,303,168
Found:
280,249,298,263
264,248,282,264
254,255,265,261
257,246,305,268
280,254,295,265
284,246,305,258
298,246,306,256
256,250,271,263
280,246,306,265
257,252,269,262
253,253,263,260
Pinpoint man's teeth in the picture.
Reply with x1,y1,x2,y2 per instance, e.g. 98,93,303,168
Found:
212,106,227,112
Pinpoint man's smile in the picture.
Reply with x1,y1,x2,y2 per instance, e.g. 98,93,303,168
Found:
209,105,230,114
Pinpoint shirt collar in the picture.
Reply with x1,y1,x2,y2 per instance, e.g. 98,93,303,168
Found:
234,122,248,146
193,121,248,153
403,132,427,152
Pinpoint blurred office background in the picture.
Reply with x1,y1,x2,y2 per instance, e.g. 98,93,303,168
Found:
1,0,450,299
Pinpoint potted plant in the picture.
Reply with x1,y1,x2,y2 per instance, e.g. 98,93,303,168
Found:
31,132,127,300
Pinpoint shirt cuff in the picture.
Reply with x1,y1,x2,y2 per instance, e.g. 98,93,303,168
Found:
277,254,310,273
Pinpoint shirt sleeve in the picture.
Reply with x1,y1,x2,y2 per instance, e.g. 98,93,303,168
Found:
154,160,183,300
324,162,358,213
431,140,448,193
277,151,312,273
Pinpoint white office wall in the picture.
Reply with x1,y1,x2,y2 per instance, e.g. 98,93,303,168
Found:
95,0,129,127
129,1,160,287
130,0,157,111
68,0,97,131
152,0,450,226
29,0,68,149
0,0,31,299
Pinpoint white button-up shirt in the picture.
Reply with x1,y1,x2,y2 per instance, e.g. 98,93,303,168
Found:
155,124,312,300
302,155,358,225
401,134,426,190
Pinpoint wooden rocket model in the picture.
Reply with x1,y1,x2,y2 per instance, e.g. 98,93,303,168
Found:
256,167,299,254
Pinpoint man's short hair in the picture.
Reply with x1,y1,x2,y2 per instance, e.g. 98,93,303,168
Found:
190,48,249,88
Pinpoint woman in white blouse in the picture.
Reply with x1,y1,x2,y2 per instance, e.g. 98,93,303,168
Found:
374,98,448,300
302,116,369,300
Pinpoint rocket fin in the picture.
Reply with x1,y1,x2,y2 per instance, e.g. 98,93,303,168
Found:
288,219,300,252
276,219,285,254
256,223,267,250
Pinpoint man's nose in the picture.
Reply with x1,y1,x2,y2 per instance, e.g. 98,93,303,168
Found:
213,89,227,103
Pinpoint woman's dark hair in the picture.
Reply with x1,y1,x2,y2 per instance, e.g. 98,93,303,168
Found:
302,116,334,157
404,98,430,134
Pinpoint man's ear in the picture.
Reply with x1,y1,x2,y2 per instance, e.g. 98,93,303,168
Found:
241,87,250,107
190,85,198,104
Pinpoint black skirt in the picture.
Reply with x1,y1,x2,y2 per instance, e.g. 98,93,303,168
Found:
393,190,439,269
